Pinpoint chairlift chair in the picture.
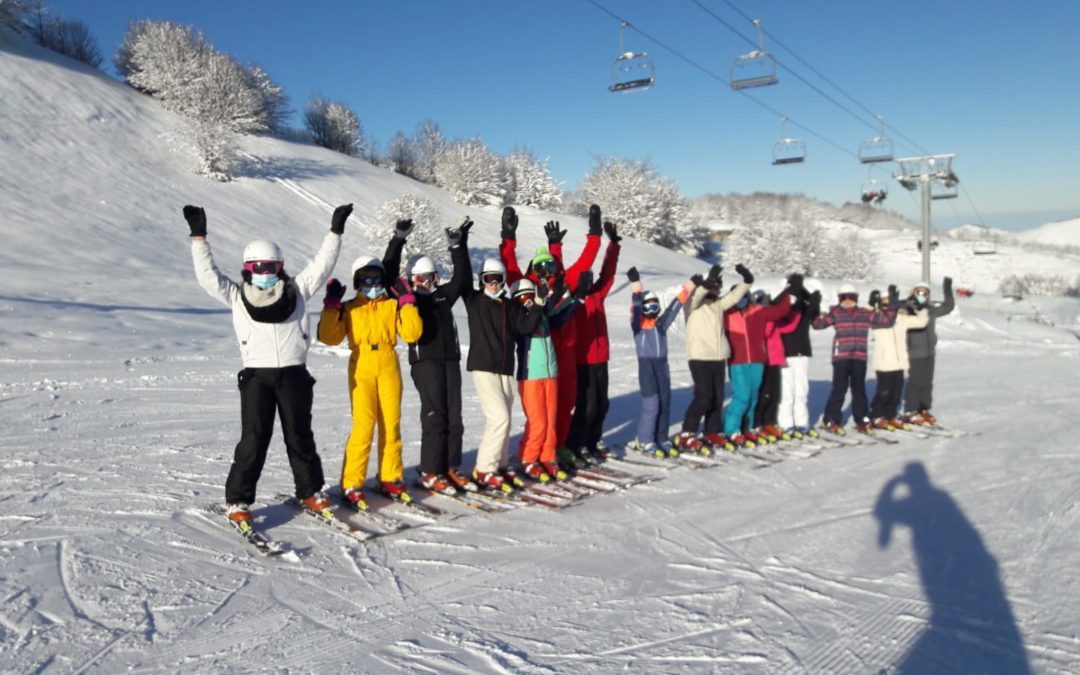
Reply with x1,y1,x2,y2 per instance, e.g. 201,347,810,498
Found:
730,20,778,90
772,117,806,165
930,179,958,200
861,178,887,205
859,116,894,163
609,22,654,93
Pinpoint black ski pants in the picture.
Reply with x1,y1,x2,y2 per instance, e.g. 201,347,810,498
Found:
682,360,726,435
410,359,465,475
753,364,782,428
871,370,905,420
566,362,609,451
824,358,868,425
904,356,935,413
226,365,324,505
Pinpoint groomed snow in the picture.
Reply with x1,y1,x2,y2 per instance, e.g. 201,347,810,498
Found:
2,35,1080,673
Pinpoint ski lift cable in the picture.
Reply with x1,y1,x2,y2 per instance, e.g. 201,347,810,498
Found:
708,0,933,157
585,0,860,161
688,0,881,137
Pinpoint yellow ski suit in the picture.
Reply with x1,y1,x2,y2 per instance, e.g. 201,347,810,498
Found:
318,294,422,489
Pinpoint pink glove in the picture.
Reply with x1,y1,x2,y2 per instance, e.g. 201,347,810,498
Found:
393,276,416,306
323,278,345,310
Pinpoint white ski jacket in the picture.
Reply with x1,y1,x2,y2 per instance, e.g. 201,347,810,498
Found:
870,308,929,373
192,232,341,368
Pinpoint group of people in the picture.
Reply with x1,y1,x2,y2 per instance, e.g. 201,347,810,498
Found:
182,202,954,527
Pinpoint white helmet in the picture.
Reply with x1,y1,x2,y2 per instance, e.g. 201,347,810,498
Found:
410,255,437,276
511,278,536,297
243,239,283,263
481,258,506,276
838,283,858,297
351,254,384,276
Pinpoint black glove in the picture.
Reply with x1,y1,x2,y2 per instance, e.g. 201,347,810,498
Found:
868,289,881,307
501,207,518,240
735,264,754,284
183,205,207,238
627,266,640,283
787,273,804,292
943,276,953,293
603,221,622,243
574,271,593,299
446,217,473,247
551,275,566,302
536,282,550,301
888,284,899,306
331,203,353,235
544,220,566,244
703,264,722,289
394,218,414,239
588,204,602,237
690,273,706,287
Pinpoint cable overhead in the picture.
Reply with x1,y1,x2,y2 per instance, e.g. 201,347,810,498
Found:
708,0,933,156
585,0,860,161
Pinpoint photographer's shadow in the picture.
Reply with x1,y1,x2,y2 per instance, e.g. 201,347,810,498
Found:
874,462,1029,674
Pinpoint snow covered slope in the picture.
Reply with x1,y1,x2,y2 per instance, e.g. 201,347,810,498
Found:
1015,217,1080,248
3,35,1080,674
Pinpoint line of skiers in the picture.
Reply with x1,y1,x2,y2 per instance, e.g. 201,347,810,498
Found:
181,202,954,526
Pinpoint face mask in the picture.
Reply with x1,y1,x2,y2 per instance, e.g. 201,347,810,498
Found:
914,294,928,306
251,274,279,290
363,287,386,300
484,287,505,299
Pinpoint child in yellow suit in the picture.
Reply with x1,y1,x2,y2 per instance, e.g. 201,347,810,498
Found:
318,234,423,509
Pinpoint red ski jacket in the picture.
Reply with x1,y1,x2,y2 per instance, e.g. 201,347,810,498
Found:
724,293,793,365
571,240,620,365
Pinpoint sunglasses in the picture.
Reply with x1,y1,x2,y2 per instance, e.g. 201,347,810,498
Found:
838,293,858,302
244,260,282,275
357,276,383,287
482,274,505,286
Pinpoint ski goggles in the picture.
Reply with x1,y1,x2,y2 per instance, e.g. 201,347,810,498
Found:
356,275,383,288
642,302,661,314
244,260,283,275
838,293,858,302
533,261,557,276
412,272,437,286
914,288,930,297
481,273,505,286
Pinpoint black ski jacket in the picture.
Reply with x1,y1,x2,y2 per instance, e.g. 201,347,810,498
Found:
408,244,468,364
906,288,955,359
781,289,819,358
460,246,542,375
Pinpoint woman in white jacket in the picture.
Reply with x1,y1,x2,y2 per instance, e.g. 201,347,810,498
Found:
184,203,350,527
869,285,929,429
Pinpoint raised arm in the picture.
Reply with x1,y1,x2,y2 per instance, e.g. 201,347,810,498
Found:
498,207,524,283
442,217,473,305
184,206,239,308
931,276,955,318
659,282,693,333
293,204,349,299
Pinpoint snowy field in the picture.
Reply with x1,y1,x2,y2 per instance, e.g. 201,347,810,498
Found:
3,36,1080,674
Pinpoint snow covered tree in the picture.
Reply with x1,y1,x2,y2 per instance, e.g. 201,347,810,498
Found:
723,219,877,280
115,20,212,99
433,138,508,207
411,120,445,185
28,8,102,68
242,63,290,135
0,0,30,30
383,132,417,178
376,194,450,272
505,148,563,210
305,95,363,157
575,156,698,253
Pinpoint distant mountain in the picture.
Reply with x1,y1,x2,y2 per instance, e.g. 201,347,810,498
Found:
1015,217,1080,248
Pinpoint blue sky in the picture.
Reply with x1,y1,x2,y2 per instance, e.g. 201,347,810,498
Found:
45,0,1080,230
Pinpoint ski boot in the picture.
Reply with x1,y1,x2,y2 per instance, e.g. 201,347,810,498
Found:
225,503,253,531
797,425,819,438
728,433,753,449
379,480,414,504
541,461,568,481
659,441,679,458
500,466,526,490
417,472,457,497
889,418,912,431
702,433,733,452
523,462,551,483
640,442,663,459
855,420,874,435
820,420,846,436
300,490,335,519
587,441,610,463
447,467,479,493
341,486,368,511
742,429,767,446
787,427,804,440
763,424,789,441
473,468,512,493
674,431,707,454
557,446,581,472
873,417,896,432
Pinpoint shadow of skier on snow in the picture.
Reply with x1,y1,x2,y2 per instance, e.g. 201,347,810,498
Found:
873,462,1030,674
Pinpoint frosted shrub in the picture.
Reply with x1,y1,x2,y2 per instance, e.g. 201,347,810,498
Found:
376,195,449,272
433,138,508,207
304,96,364,156
724,219,877,280
30,14,102,68
505,149,563,211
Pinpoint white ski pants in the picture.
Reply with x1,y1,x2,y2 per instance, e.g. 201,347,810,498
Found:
472,371,516,474
778,355,810,430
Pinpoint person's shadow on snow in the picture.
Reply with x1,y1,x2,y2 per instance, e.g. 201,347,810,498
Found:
873,462,1030,674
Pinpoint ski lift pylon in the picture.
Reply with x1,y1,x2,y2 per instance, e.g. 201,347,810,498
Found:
859,116,894,164
730,20,778,90
608,22,654,93
772,117,806,165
